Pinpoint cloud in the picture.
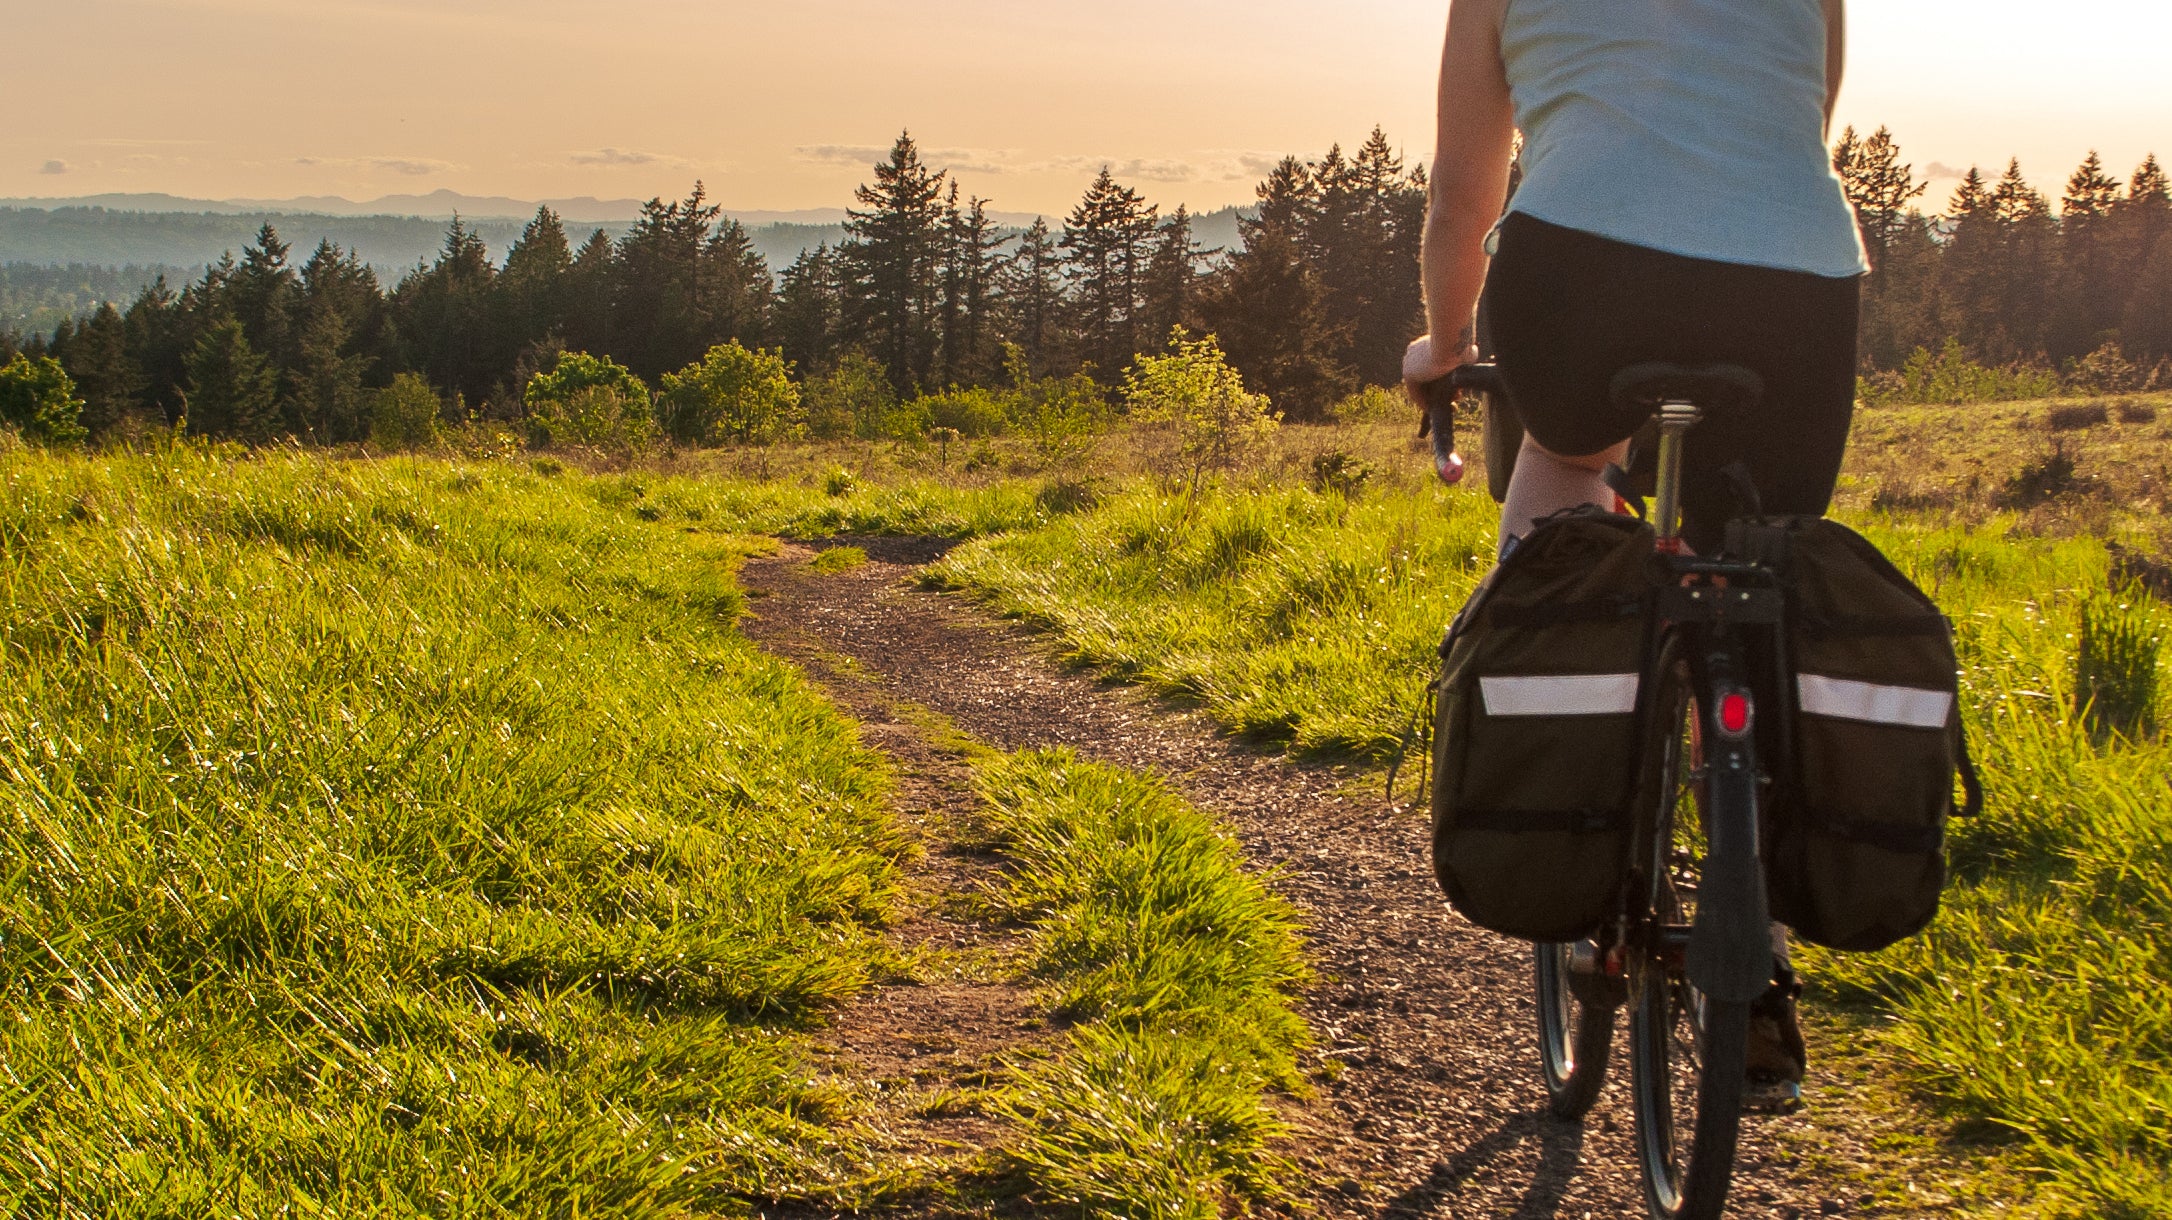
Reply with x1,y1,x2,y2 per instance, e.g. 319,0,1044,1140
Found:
376,158,449,176
1922,161,1969,180
794,144,1017,175
296,155,456,176
1032,151,1285,185
571,147,662,167
40,160,67,175
796,144,894,167
794,144,1285,186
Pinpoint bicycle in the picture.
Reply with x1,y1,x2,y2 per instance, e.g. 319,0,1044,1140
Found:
1424,361,1788,1220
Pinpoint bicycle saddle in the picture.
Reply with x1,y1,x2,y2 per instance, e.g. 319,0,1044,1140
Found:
1608,363,1764,415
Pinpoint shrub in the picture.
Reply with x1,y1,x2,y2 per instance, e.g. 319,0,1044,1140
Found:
658,341,801,445
0,353,89,445
1123,329,1277,485
802,352,895,441
920,386,1012,438
2074,587,2163,740
1861,338,2060,406
368,373,444,450
2046,402,2110,431
1310,449,1376,497
1007,346,1108,469
1998,439,2084,508
524,352,654,452
1327,384,1405,424
2065,341,2145,394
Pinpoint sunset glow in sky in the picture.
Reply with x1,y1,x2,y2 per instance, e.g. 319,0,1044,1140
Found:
8,0,2169,215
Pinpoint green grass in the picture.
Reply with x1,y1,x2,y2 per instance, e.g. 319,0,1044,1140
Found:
974,749,1311,1219
807,545,869,574
11,410,2169,1213
0,443,910,1213
1806,518,2172,1218
929,479,1497,758
921,415,2172,1218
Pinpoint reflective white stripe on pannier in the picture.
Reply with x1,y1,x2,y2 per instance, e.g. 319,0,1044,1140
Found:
1480,673,1640,717
1797,674,1953,729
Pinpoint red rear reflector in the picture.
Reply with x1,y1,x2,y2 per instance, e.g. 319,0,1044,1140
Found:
1719,691,1753,736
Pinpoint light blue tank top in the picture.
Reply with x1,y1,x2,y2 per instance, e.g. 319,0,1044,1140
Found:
1500,0,1869,278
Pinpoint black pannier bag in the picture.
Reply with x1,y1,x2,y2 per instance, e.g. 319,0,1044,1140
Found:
1737,517,1982,952
1431,511,1658,942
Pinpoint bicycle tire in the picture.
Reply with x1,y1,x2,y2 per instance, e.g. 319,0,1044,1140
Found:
1629,648,1751,1220
1535,941,1614,1118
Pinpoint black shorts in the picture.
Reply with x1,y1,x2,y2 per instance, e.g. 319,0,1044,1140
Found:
1484,212,1861,548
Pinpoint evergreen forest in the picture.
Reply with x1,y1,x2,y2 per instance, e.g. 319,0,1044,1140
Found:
5,127,2171,449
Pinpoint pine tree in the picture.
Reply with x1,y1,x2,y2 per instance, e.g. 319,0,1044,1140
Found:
288,301,372,442
498,207,573,354
1063,167,1158,379
2108,154,2171,354
185,317,281,441
1195,154,1350,420
611,184,755,381
2122,232,2172,365
122,277,189,424
390,218,497,406
840,133,949,394
1320,128,1427,386
564,228,617,358
1001,217,1067,376
703,218,773,351
1833,126,1928,273
933,189,1004,387
53,302,143,437
774,244,843,375
1139,205,1202,343
1986,159,2056,359
230,224,300,371
2049,151,2125,360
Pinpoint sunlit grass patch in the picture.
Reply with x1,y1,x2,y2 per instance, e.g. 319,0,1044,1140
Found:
931,479,1497,759
0,444,907,1210
973,749,1310,1218
809,544,870,574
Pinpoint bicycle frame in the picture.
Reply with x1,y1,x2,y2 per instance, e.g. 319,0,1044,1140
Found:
1645,397,1781,1005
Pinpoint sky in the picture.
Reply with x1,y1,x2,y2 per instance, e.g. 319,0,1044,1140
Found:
4,0,2169,217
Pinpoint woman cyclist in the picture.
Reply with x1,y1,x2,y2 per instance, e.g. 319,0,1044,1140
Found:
1403,0,1865,1103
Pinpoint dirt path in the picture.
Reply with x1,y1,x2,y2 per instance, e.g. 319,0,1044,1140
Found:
739,539,1967,1219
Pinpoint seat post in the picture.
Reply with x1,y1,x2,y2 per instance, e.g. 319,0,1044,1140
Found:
1653,401,1702,551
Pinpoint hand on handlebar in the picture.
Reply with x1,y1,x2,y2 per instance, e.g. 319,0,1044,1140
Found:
1402,333,1480,403
1404,333,1481,486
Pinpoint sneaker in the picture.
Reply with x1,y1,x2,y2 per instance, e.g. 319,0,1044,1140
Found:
1743,966,1806,1113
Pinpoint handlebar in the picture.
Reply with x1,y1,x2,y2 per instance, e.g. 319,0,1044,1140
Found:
1415,363,1505,486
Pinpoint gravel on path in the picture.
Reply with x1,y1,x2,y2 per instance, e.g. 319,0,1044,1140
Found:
738,537,1968,1219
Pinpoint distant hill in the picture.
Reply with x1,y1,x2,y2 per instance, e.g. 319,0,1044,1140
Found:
0,195,1255,336
0,191,650,224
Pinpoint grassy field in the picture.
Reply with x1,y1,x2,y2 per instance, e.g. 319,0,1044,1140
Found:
975,749,1311,1218
919,396,2172,1218
0,438,1315,1216
6,390,2168,1215
0,443,919,1213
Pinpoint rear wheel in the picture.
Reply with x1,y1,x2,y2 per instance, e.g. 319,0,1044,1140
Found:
1535,941,1614,1117
1629,650,1750,1220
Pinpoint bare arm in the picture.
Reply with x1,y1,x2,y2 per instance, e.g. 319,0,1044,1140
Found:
1823,0,1845,133
1404,0,1516,392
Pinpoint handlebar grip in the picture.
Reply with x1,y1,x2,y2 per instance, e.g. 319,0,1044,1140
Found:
1416,363,1503,486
